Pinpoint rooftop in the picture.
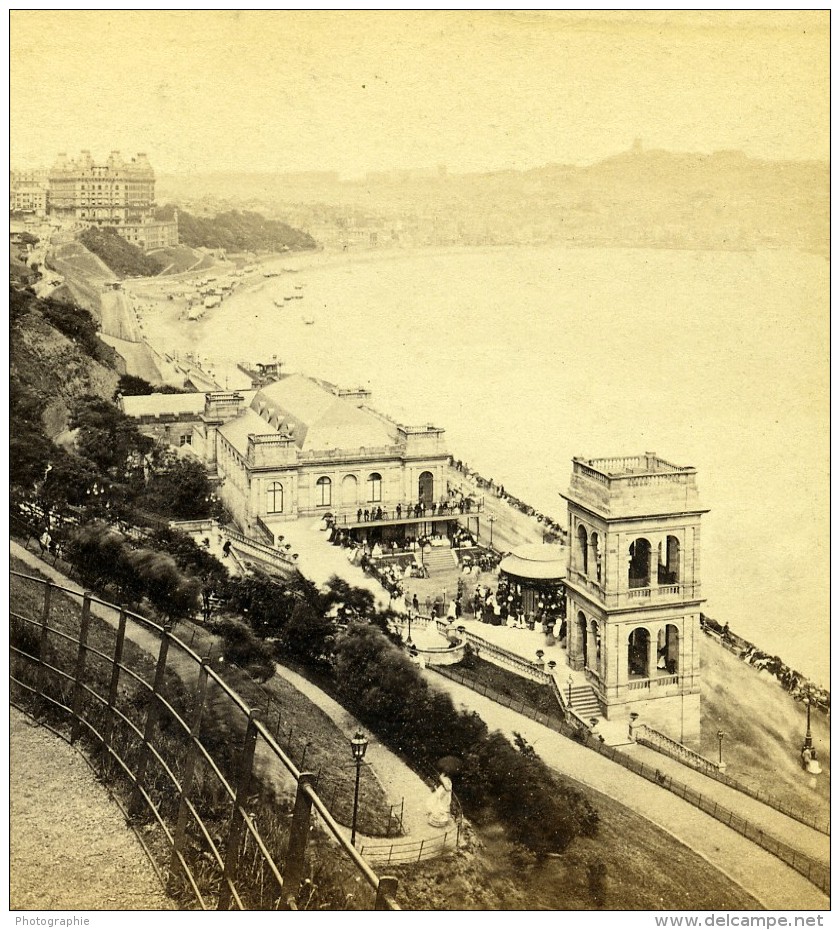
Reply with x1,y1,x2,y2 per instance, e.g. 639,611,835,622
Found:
575,452,695,478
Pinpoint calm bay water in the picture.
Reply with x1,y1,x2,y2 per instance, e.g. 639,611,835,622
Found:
163,245,829,685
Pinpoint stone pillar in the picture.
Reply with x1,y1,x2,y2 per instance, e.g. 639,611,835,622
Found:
648,542,658,589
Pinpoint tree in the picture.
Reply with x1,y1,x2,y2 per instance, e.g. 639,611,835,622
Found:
69,395,154,477
143,453,215,519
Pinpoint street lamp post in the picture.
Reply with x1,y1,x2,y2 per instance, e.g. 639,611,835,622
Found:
350,730,369,848
488,514,496,549
567,674,574,709
717,729,725,765
406,610,413,647
803,694,814,751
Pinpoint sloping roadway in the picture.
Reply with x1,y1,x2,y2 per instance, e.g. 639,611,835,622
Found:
426,672,829,910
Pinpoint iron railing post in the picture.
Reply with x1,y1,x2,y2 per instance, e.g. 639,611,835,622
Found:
282,772,316,908
102,607,128,755
167,661,209,896
217,713,259,910
131,626,171,817
69,594,92,743
36,580,53,699
374,876,399,910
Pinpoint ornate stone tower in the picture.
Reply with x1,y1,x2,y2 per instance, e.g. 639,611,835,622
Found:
561,453,708,744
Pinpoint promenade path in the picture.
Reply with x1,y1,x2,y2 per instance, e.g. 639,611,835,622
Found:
10,708,171,910
426,672,829,910
621,742,830,865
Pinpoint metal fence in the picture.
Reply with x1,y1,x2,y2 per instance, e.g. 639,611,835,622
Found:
360,826,461,866
429,665,830,897
9,570,399,911
634,727,830,836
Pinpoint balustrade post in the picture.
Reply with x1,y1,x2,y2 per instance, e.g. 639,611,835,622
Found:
374,876,399,910
282,772,316,909
217,714,259,910
102,608,128,756
131,627,171,818
167,661,210,896
70,594,92,743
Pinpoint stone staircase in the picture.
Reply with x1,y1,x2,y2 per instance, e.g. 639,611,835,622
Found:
421,547,459,575
567,683,602,723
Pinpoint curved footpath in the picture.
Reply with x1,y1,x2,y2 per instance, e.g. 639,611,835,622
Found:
273,664,453,857
620,742,830,865
10,708,172,910
426,673,829,910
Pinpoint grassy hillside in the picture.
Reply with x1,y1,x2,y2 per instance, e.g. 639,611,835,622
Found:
700,636,830,818
156,204,316,252
11,285,120,438
78,227,165,278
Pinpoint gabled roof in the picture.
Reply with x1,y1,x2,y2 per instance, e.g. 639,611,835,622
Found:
217,408,276,457
250,374,398,453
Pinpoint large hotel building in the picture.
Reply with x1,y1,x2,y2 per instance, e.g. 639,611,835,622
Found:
11,150,178,251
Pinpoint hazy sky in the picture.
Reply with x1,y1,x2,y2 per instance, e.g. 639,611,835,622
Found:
10,10,829,176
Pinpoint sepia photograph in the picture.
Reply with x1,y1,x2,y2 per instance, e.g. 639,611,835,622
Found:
8,9,829,919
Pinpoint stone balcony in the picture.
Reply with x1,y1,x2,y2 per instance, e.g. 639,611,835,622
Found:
566,567,702,608
566,452,706,519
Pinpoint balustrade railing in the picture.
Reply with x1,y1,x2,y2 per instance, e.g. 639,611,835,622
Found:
9,570,399,911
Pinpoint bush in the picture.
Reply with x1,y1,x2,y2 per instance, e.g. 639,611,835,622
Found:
214,617,275,682
67,523,200,621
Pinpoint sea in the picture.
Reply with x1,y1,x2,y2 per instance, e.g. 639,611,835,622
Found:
157,245,830,686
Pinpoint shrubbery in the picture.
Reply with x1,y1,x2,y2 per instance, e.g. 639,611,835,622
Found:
213,617,275,682
329,622,598,856
156,205,316,253
68,523,200,621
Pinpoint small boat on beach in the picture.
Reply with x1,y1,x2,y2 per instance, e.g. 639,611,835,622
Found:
303,316,315,325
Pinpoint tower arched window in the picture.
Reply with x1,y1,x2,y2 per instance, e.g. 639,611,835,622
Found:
577,524,589,574
266,481,283,514
316,476,332,507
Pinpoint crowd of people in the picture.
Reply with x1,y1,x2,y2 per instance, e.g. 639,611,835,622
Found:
472,577,567,637
352,495,478,525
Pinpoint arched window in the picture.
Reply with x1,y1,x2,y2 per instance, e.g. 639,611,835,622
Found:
341,474,358,505
577,524,589,574
367,472,382,503
266,481,283,514
628,538,651,588
590,531,601,582
661,535,681,585
316,476,332,507
577,611,588,667
628,628,651,678
657,624,680,675
418,471,434,504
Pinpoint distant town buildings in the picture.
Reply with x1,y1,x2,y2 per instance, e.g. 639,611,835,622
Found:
10,151,178,251
9,169,49,216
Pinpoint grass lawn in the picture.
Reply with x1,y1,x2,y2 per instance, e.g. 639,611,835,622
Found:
446,655,564,721
393,776,760,910
700,636,830,826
